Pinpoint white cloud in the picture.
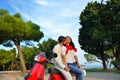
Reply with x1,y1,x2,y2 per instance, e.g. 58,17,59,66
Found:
35,0,48,5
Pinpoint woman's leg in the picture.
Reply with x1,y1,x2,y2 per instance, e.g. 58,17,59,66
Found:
68,63,83,80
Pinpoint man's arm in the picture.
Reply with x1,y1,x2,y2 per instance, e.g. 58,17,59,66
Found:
61,46,68,66
62,54,70,71
62,54,67,66
54,54,66,69
61,46,70,71
53,46,66,69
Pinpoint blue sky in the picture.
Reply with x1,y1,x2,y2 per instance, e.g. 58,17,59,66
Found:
0,0,101,64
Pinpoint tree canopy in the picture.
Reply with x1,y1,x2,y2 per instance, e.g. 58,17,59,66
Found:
0,49,14,66
38,38,57,60
0,10,44,43
79,0,120,70
0,9,44,73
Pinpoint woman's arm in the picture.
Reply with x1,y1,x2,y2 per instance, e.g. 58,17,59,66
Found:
74,55,82,69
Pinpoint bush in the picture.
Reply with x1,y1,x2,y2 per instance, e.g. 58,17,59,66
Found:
111,60,117,69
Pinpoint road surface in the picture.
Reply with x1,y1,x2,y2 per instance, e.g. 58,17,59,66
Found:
0,71,120,80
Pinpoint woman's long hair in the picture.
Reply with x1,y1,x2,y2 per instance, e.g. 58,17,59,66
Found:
65,36,77,54
66,36,76,49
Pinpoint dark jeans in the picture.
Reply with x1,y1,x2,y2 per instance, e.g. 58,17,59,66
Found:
67,62,83,80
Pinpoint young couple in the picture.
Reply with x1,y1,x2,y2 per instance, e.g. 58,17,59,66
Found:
53,36,83,80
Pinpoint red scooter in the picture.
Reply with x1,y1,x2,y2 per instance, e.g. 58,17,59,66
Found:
48,68,65,80
24,52,65,80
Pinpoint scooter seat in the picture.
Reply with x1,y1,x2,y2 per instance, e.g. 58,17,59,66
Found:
48,68,61,74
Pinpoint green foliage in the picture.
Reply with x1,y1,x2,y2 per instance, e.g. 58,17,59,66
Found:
85,68,115,72
0,9,44,72
84,54,97,62
13,13,21,18
104,49,114,57
0,49,18,71
114,70,120,74
111,60,117,69
79,2,106,55
79,0,120,70
0,49,14,65
85,68,105,72
0,9,44,44
38,38,57,59
27,21,44,41
0,9,9,16
22,46,38,69
86,68,120,74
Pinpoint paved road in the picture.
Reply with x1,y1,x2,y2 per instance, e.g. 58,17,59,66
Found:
84,72,120,80
0,71,120,80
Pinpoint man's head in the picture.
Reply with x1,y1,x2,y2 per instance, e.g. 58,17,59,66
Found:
58,36,66,45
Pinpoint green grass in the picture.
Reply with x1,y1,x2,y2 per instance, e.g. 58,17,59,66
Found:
85,68,109,72
114,70,120,74
85,68,120,74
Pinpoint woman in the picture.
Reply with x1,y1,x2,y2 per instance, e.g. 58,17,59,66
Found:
62,36,83,80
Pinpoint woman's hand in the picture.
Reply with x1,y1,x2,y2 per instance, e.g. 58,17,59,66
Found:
78,63,82,69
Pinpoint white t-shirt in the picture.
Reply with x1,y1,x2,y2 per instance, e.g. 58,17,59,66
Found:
53,44,65,69
62,46,76,63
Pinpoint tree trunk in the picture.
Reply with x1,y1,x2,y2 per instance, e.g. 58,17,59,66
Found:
115,46,120,70
101,0,104,4
11,58,14,70
112,48,115,57
100,51,107,70
16,44,27,73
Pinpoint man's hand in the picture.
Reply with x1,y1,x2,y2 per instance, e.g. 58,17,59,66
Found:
64,66,70,72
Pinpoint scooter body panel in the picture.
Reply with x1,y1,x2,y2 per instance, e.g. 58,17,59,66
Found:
25,62,44,80
49,74,65,80
48,68,65,80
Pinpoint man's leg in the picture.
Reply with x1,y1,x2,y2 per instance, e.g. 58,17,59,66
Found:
56,67,72,80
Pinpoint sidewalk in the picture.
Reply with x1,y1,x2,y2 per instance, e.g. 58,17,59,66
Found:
0,71,24,80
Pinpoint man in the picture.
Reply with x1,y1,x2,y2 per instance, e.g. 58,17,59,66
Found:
53,36,72,80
